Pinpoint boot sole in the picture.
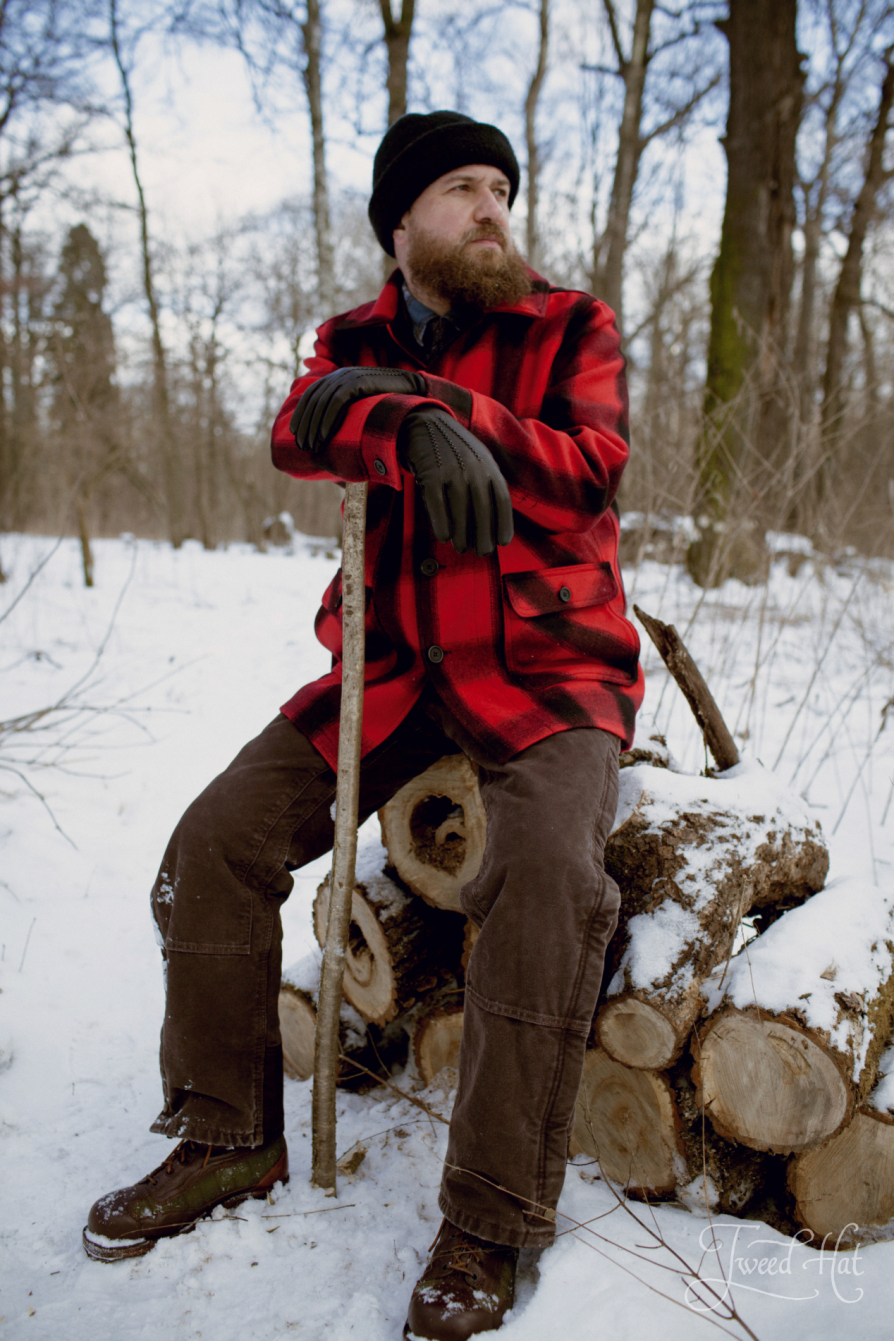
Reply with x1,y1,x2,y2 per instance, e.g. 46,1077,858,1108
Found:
83,1152,289,1262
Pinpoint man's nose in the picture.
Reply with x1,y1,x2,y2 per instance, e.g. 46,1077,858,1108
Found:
473,190,506,223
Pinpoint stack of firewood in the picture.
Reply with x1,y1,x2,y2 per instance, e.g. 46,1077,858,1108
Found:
279,740,894,1248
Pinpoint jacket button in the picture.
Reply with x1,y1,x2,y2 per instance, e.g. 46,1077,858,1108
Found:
427,645,445,664
373,458,388,475
420,558,439,576
558,586,571,603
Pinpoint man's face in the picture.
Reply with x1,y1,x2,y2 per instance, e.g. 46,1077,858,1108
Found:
393,164,530,310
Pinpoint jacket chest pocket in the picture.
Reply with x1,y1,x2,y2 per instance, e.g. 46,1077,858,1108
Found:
501,561,637,685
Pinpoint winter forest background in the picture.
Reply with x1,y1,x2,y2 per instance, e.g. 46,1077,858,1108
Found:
4,3,894,1339
1,0,894,585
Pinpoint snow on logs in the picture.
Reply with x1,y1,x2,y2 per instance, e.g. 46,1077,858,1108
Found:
597,759,829,1072
697,877,894,1151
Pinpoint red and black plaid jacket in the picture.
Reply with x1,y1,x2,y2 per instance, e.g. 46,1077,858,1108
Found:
270,269,644,769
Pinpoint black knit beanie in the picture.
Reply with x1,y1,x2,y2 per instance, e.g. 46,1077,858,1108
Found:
368,111,520,256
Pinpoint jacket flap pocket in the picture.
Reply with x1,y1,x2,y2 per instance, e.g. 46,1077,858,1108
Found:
503,563,618,617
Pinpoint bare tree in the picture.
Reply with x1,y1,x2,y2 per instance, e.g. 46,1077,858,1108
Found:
821,49,894,451
379,0,415,126
587,0,721,334
302,0,335,310
108,0,184,547
524,0,549,269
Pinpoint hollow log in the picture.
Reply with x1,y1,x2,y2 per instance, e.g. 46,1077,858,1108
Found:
313,867,463,1025
596,760,829,1070
570,1048,683,1196
789,1109,894,1247
378,754,487,911
414,1000,465,1086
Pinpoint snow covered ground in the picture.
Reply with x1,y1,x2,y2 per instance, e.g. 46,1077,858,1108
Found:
1,529,893,1340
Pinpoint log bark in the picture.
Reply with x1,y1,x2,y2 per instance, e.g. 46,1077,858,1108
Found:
597,762,828,1070
789,1108,894,1247
379,754,487,911
633,604,739,771
570,1047,683,1196
313,868,463,1025
693,1007,852,1154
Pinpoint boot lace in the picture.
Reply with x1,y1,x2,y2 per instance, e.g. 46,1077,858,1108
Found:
428,1223,493,1285
143,1139,213,1186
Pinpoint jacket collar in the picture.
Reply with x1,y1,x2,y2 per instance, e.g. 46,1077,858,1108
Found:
333,266,550,331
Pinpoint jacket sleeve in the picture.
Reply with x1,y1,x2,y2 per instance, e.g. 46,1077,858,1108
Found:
270,322,474,493
270,296,629,538
461,297,630,536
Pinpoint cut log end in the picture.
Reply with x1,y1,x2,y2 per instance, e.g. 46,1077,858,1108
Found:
597,998,680,1070
379,755,487,911
314,879,401,1024
278,984,316,1081
790,1109,894,1247
414,1005,464,1086
572,1048,683,1196
695,1010,852,1154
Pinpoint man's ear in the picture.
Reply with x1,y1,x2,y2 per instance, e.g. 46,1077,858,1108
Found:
392,213,410,261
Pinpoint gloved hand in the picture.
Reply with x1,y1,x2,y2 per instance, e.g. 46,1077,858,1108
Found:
399,407,514,557
290,366,429,452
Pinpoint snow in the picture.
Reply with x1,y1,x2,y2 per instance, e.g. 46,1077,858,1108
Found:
609,761,826,996
2,530,894,1339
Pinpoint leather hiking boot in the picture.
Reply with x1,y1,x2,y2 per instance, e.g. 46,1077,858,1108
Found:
405,1219,518,1339
82,1133,288,1262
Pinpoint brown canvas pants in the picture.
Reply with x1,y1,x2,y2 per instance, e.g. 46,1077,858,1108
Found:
150,696,620,1249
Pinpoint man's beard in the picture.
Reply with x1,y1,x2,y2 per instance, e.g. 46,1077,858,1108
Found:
404,223,532,311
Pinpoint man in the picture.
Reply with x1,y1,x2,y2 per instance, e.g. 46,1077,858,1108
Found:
83,111,643,1340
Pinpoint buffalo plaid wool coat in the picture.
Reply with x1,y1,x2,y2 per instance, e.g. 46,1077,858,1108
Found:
270,269,644,769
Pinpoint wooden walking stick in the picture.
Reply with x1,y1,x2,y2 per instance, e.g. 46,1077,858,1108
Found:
311,480,368,1194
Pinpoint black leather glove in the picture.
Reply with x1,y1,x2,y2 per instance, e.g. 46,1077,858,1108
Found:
399,407,514,557
290,367,429,452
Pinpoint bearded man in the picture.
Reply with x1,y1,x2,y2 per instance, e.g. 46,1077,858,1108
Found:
83,111,643,1340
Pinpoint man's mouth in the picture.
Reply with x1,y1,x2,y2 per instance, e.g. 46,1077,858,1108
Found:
464,229,507,251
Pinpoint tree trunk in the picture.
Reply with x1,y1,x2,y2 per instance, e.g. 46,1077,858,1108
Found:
302,0,335,313
378,754,487,912
592,0,653,331
313,868,463,1024
109,0,183,548
695,0,804,538
820,54,894,459
524,0,549,270
597,761,828,1070
379,0,415,126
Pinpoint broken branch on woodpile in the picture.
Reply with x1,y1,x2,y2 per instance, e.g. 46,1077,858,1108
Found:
633,604,739,772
